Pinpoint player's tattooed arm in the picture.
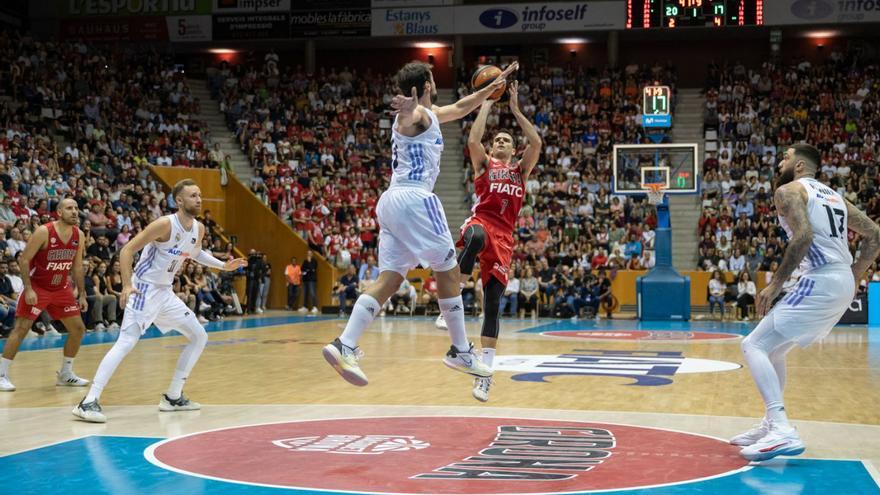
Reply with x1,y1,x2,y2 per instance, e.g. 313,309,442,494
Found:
467,101,492,175
508,81,541,180
845,199,880,289
769,183,813,288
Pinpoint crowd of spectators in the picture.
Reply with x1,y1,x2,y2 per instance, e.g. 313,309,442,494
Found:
699,54,880,314
0,31,242,337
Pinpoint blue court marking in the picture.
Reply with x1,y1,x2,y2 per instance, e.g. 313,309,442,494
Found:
1,436,877,494
516,319,758,337
0,315,335,354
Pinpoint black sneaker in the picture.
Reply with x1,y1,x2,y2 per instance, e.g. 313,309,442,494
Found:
72,398,107,423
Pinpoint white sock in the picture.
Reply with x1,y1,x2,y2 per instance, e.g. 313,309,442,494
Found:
481,348,495,368
439,296,468,351
61,357,74,374
0,357,11,376
167,373,187,400
766,405,789,426
340,294,381,349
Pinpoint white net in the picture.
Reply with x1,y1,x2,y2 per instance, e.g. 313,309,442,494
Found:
645,185,666,205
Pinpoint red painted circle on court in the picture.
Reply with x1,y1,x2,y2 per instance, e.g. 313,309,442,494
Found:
147,417,747,493
543,330,740,341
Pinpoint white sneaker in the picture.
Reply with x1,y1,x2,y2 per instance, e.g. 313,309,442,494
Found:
26,330,40,338
472,377,492,402
387,304,395,313
72,398,106,423
0,375,15,391
45,327,62,336
322,338,368,386
310,307,319,314
740,423,805,462
435,314,448,330
56,371,90,387
297,307,308,313
730,418,770,446
199,302,210,311
95,323,106,332
256,308,264,314
107,322,120,331
443,343,493,378
159,393,201,412
197,315,209,323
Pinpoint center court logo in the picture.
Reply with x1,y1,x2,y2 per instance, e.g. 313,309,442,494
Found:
495,349,741,386
146,416,747,493
273,435,429,455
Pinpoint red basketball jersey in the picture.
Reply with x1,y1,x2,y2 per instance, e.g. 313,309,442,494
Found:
30,222,79,290
471,157,525,231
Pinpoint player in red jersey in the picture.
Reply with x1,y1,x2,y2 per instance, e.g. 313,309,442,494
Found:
0,198,89,391
444,81,541,402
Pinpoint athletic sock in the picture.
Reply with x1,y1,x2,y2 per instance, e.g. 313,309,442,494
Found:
0,357,11,377
61,357,74,375
166,373,187,401
340,294,381,349
439,296,468,351
481,348,496,368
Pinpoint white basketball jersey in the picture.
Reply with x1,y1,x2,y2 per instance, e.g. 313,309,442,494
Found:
779,177,853,273
132,214,201,286
389,106,443,191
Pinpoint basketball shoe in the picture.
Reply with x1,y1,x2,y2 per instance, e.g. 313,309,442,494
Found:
56,371,90,387
72,398,106,423
730,418,770,446
472,377,492,402
322,338,368,386
443,343,493,377
739,423,805,462
0,375,15,391
435,314,448,329
159,393,201,412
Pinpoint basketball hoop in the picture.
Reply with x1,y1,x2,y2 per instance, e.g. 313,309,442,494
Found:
644,183,667,205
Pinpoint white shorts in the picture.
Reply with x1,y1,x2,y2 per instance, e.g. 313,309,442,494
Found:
765,264,855,347
122,280,202,335
376,187,457,277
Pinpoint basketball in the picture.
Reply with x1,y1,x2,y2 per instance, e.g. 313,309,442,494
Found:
471,65,506,101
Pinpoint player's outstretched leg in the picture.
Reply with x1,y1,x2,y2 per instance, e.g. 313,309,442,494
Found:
435,266,492,378
73,324,141,423
472,278,504,401
323,271,400,386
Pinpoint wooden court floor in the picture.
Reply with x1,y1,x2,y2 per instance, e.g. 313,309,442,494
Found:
2,313,879,494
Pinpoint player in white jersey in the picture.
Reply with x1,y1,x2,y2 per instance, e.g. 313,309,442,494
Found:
73,179,247,423
323,60,518,386
733,144,880,461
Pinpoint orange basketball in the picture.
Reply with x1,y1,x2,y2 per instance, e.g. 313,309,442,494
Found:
471,65,506,101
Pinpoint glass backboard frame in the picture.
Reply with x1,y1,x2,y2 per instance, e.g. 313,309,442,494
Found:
612,143,700,195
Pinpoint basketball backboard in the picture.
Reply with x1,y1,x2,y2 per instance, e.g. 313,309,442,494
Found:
612,144,700,195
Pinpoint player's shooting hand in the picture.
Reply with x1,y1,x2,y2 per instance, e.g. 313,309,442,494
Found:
756,282,782,318
508,81,520,113
486,61,519,97
120,285,140,308
24,287,37,305
223,258,248,271
390,87,419,116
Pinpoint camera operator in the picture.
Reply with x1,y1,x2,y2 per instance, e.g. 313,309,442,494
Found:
246,249,264,314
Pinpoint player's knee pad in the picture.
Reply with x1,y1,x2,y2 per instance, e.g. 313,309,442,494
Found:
182,321,209,348
457,224,486,275
481,278,505,339
115,325,142,355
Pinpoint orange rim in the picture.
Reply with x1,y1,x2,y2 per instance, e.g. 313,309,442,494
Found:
644,183,667,193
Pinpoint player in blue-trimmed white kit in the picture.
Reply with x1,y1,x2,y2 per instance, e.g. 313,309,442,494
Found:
73,179,247,423
322,60,519,386
733,144,880,461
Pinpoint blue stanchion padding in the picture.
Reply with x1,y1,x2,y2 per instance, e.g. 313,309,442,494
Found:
869,282,880,326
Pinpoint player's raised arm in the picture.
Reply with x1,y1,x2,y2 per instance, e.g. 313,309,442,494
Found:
192,224,248,272
433,61,519,124
390,87,430,131
844,199,880,289
119,216,171,307
18,225,49,305
756,183,813,316
508,81,542,180
467,101,492,175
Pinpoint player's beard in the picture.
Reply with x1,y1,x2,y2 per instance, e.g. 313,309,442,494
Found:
182,203,201,217
774,166,796,190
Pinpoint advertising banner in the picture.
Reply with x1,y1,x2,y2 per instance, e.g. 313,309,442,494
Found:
371,6,453,36
454,2,625,34
290,8,371,37
213,12,289,39
60,16,168,41
764,0,880,25
167,15,212,41
61,0,211,16
213,0,290,13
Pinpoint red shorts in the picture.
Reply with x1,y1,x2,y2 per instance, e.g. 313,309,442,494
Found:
15,285,82,321
457,217,514,286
